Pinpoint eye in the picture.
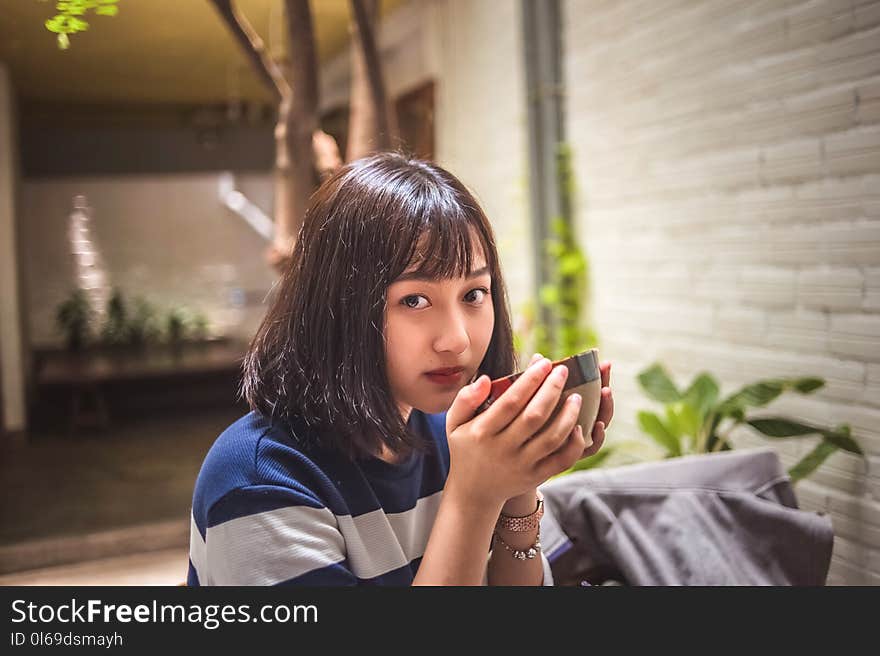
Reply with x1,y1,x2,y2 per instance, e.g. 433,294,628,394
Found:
464,287,490,305
401,294,429,310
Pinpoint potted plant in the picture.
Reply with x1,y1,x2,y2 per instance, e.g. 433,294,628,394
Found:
55,289,93,352
634,363,865,484
165,307,188,354
126,297,160,350
100,288,129,348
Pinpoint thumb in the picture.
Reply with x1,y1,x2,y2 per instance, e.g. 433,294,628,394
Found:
446,375,490,432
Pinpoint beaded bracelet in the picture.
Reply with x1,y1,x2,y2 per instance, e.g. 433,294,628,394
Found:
493,528,542,561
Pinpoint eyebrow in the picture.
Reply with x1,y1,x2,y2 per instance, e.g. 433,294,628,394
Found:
393,265,491,283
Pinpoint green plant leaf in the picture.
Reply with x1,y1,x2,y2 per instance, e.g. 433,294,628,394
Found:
683,373,720,419
793,378,824,393
788,440,838,485
673,402,702,440
746,418,824,438
45,16,66,32
719,377,827,415
663,405,685,441
539,284,560,306
95,5,118,16
637,410,681,457
76,17,90,30
719,380,785,411
746,419,863,456
822,424,863,456
637,363,681,403
559,253,584,276
729,406,745,422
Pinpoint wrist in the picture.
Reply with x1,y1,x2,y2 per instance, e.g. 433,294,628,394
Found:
443,479,505,521
502,488,539,516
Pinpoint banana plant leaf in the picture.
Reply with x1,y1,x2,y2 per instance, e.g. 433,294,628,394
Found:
683,373,720,420
718,377,825,416
637,410,681,457
788,439,838,484
746,418,863,455
637,364,682,403
666,402,702,445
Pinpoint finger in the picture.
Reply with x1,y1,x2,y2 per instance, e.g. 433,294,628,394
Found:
501,363,572,445
529,352,543,366
445,374,491,433
534,424,586,482
521,391,582,460
582,421,606,458
596,387,614,427
600,361,611,388
478,357,553,435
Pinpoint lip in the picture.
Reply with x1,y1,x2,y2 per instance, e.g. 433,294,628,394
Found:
424,368,465,385
425,367,465,376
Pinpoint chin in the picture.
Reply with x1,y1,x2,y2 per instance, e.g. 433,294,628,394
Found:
414,391,460,415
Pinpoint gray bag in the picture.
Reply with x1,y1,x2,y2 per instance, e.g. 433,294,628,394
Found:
538,447,833,586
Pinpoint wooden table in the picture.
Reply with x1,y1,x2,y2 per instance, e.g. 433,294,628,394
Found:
33,339,249,433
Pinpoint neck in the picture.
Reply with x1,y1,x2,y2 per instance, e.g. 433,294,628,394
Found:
399,402,412,424
375,404,415,465
377,443,407,465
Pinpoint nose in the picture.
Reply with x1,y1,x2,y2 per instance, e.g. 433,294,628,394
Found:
432,308,470,355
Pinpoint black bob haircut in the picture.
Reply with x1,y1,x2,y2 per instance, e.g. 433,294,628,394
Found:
241,152,516,461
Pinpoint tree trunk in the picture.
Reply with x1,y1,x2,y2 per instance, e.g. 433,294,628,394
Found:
346,0,378,160
281,0,320,256
349,0,398,154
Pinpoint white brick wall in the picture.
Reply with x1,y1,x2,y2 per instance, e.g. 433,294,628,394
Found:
565,0,880,584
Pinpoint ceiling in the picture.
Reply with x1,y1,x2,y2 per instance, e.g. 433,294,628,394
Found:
0,0,403,107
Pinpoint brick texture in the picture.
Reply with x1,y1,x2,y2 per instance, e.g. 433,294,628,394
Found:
565,0,880,584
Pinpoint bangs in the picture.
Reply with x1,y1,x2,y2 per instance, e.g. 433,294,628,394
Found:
394,191,492,282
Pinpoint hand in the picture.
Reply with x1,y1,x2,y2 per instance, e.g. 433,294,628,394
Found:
590,359,614,457
445,355,586,508
524,353,613,460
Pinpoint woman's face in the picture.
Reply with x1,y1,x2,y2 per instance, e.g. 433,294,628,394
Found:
384,241,495,420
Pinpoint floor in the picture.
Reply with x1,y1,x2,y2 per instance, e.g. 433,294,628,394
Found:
0,405,244,580
0,548,188,586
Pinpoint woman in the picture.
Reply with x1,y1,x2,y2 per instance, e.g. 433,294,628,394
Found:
188,153,613,585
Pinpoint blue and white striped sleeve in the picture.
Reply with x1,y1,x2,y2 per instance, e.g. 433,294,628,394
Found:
190,484,357,586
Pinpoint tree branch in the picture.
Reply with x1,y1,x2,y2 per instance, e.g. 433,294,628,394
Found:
208,0,291,103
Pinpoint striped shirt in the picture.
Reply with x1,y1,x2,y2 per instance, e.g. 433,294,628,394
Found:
187,410,553,585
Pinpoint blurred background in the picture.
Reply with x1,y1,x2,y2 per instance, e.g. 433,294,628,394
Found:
0,0,878,585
